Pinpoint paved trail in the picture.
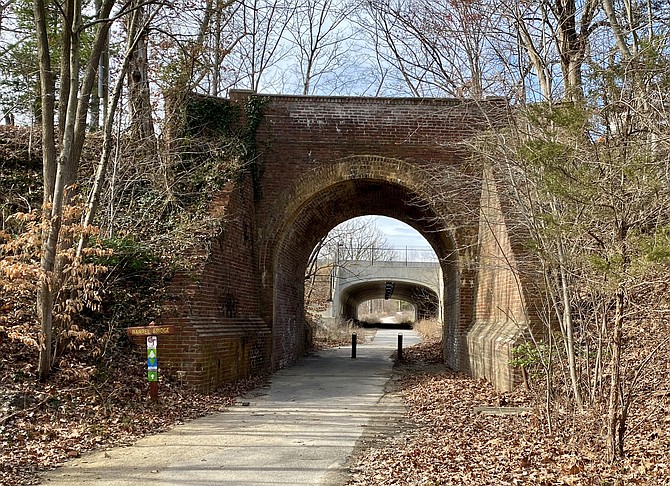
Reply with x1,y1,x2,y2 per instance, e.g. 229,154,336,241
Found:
41,329,420,486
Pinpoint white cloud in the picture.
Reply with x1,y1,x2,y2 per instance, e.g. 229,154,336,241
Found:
372,216,430,247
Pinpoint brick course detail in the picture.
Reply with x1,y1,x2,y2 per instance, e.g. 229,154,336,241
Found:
154,92,538,392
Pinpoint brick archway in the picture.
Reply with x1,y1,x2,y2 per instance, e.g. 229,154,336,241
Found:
158,93,536,392
260,156,465,370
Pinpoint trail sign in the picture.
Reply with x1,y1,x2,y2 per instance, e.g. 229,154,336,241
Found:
146,335,159,399
127,325,175,337
126,325,175,402
147,337,158,370
147,335,157,349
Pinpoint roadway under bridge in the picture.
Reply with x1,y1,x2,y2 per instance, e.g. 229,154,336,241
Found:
326,260,443,323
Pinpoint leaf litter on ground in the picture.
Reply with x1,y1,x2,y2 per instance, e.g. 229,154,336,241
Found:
0,341,267,486
348,339,670,486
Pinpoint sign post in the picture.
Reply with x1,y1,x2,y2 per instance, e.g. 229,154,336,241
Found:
127,325,175,402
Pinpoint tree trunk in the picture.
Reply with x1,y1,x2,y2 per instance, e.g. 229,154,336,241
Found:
553,199,583,408
514,8,552,101
58,0,74,138
34,0,117,379
126,0,155,143
558,254,582,408
89,0,104,131
34,0,58,379
33,0,57,204
606,286,625,461
602,0,632,59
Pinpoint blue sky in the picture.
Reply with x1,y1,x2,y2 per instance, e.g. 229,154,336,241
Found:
325,216,437,261
371,216,430,248
364,216,437,261
372,216,430,249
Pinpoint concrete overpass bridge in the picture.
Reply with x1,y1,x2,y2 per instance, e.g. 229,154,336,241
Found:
327,260,443,322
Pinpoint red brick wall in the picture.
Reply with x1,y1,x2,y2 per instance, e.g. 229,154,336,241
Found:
467,167,537,389
154,173,271,391
228,93,515,382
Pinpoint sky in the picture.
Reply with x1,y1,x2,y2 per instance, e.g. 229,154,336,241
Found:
351,216,437,262
372,216,430,249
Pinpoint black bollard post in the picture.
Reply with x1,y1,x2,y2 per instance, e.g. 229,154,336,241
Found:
397,333,403,361
351,332,357,359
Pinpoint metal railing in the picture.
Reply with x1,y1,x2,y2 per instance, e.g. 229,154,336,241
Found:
332,245,438,266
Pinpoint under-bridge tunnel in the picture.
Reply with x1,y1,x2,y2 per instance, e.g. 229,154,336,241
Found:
149,91,541,393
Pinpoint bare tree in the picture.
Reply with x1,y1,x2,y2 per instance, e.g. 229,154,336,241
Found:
208,0,245,95
475,59,670,456
504,0,601,101
125,0,155,142
355,0,507,98
77,2,164,257
304,217,397,311
33,0,131,379
147,0,245,97
231,0,296,92
287,0,354,95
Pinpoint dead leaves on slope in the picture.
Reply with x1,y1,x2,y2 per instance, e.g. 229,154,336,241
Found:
0,351,267,486
349,341,670,486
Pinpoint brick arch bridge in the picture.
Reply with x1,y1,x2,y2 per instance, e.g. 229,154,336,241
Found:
155,92,539,392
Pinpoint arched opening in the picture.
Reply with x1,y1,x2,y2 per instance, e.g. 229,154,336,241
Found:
263,157,473,370
303,216,440,325
333,274,441,321
357,299,417,326
347,282,440,324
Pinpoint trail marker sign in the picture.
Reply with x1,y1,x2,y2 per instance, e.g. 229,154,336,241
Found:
147,335,159,395
126,325,175,401
147,336,158,383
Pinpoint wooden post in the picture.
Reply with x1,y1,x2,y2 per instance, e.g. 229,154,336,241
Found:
127,325,175,402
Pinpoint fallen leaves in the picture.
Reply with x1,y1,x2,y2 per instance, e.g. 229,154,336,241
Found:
348,340,670,485
0,346,267,486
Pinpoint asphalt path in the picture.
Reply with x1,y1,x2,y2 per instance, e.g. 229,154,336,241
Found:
41,328,420,486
